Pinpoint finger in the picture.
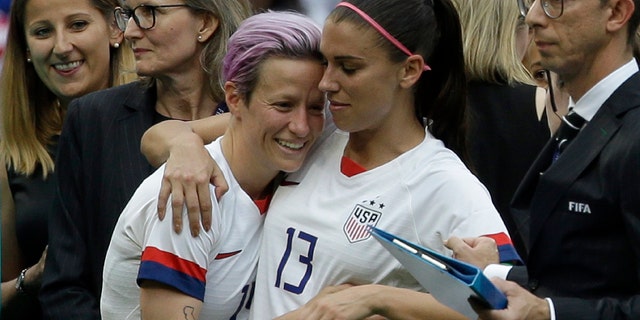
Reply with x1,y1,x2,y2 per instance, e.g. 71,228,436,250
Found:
197,183,213,232
157,177,172,221
489,277,511,291
317,284,352,296
211,170,229,200
183,183,201,237
444,236,466,252
474,236,497,248
170,184,185,234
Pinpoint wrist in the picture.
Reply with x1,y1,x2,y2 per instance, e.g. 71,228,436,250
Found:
537,297,552,320
15,268,29,295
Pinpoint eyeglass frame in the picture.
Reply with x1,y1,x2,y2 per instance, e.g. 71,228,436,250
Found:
114,4,192,32
517,0,564,19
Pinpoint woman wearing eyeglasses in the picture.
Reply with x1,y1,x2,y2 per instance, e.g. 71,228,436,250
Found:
38,1,252,319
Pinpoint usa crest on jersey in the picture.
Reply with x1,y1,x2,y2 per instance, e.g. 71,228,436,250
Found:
343,199,384,243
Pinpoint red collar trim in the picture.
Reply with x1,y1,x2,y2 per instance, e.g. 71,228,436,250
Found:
341,156,367,177
254,194,272,215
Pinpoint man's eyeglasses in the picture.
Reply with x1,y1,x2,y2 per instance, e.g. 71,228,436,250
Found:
517,0,564,19
114,4,192,31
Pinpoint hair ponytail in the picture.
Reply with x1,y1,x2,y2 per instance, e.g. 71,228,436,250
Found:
419,0,469,164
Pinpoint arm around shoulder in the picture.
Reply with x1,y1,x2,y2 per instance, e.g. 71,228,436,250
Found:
141,114,230,168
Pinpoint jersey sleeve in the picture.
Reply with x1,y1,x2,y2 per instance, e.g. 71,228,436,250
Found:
410,161,522,264
137,192,220,301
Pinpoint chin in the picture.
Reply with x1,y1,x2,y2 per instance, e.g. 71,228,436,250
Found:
278,160,305,173
57,87,90,101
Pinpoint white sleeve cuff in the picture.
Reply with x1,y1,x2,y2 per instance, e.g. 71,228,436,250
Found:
483,263,512,280
545,297,556,320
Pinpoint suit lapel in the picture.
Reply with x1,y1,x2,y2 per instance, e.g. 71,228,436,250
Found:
528,106,620,246
514,71,640,251
113,84,157,204
510,138,555,250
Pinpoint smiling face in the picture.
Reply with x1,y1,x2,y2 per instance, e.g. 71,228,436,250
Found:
24,0,116,102
231,57,326,174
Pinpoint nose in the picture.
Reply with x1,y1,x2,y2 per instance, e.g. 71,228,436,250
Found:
526,0,546,28
289,105,311,138
124,18,143,40
52,31,73,57
318,65,338,93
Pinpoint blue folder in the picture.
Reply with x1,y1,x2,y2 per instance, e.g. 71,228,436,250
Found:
369,227,507,319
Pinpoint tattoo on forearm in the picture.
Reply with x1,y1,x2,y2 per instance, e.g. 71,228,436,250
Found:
183,306,196,320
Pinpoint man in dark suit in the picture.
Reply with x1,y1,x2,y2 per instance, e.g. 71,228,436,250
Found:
449,0,640,319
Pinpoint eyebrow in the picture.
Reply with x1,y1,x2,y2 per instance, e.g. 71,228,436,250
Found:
330,55,366,62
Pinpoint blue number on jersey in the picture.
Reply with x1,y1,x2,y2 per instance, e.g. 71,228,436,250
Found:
229,281,254,319
275,227,318,294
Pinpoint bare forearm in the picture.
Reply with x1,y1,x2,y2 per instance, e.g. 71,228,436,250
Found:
277,284,468,320
369,285,467,320
2,266,41,307
141,282,203,320
1,278,19,307
141,120,200,167
141,114,230,167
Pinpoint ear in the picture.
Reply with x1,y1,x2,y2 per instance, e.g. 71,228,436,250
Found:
606,0,634,34
224,81,244,118
108,18,124,47
197,13,220,43
398,54,425,89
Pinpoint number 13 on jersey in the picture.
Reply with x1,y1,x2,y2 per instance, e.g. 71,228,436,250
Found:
274,227,318,294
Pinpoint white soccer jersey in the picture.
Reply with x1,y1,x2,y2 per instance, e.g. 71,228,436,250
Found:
250,127,516,319
102,139,265,320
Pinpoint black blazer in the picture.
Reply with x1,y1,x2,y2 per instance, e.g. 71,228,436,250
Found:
40,82,161,319
467,81,550,259
509,72,640,319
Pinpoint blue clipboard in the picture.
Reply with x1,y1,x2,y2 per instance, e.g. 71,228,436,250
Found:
369,227,507,319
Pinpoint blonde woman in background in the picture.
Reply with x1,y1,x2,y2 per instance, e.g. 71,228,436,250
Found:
523,39,571,134
0,0,135,318
451,0,550,259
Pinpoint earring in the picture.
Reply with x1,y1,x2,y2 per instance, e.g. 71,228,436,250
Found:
27,57,31,63
197,35,203,41
113,42,120,48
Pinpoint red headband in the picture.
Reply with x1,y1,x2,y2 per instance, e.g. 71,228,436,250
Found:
336,2,431,71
